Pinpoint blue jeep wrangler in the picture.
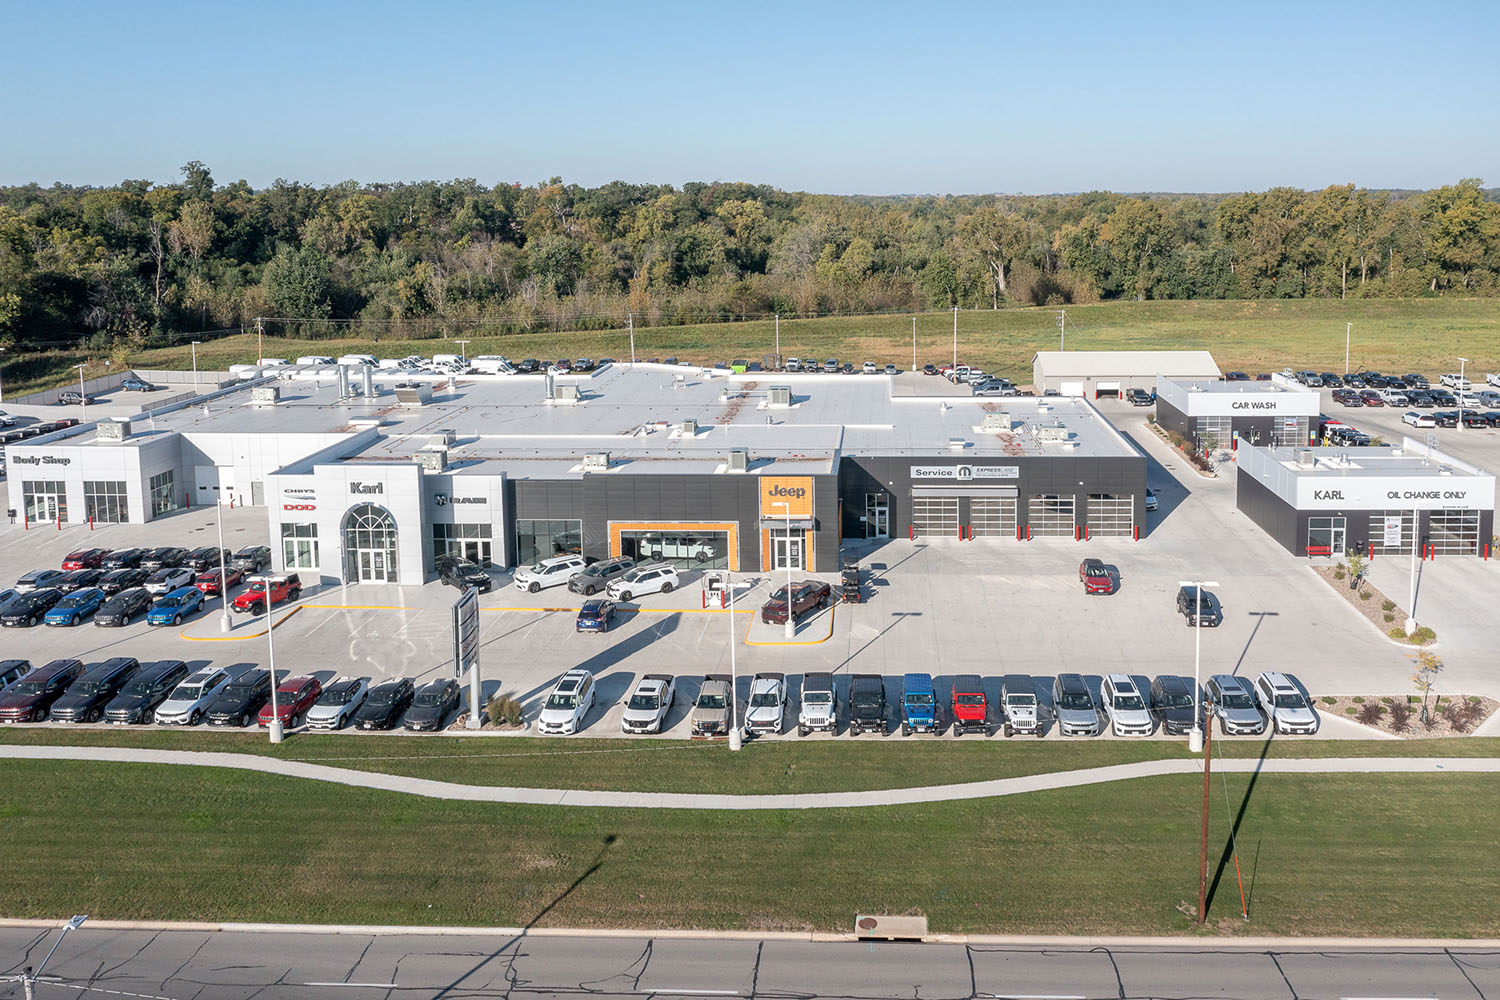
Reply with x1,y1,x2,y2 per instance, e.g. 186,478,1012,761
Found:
901,672,939,735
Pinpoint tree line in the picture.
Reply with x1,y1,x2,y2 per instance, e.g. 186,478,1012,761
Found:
0,162,1496,354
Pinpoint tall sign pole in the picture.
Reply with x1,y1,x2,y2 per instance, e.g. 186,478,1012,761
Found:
453,585,482,727
1198,710,1212,923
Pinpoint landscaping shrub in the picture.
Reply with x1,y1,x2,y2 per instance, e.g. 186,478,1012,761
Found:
1421,711,1443,732
1443,702,1472,733
1333,566,1346,580
1383,612,1395,622
1382,599,1396,611
1387,700,1413,733
1356,702,1386,726
1345,707,1357,715
1321,696,1337,706
1352,696,1365,703
486,695,525,728
1359,589,1373,601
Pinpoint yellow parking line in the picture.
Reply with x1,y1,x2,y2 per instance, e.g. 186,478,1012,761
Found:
178,606,302,642
743,607,836,646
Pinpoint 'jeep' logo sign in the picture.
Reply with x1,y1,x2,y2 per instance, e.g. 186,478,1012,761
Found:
350,481,383,495
759,476,814,518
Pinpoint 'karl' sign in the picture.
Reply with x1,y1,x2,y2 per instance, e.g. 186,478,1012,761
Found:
349,481,384,495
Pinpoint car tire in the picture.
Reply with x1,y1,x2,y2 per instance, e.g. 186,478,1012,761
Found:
189,710,201,726
1219,718,1228,736
799,726,808,737
239,713,250,728
144,710,155,724
528,582,540,593
173,614,182,626
820,592,832,609
26,616,34,627
902,723,910,736
87,708,100,723
70,615,79,627
584,584,596,596
618,590,632,602
290,589,300,601
660,582,673,594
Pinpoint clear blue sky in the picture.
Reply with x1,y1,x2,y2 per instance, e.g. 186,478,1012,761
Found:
2,0,1495,194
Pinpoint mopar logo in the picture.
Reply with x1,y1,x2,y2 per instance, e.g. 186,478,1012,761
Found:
350,481,383,495
1313,489,1343,501
768,484,807,500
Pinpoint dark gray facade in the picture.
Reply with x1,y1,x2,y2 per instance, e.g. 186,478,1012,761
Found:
1156,398,1292,450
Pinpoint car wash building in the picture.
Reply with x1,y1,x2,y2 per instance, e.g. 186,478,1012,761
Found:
1154,375,1321,453
1031,350,1220,398
1236,439,1495,557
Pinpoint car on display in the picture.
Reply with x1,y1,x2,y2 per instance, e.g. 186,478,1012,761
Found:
61,548,110,570
1176,585,1222,627
1403,411,1437,428
1,588,64,627
44,587,105,626
1440,373,1472,390
230,545,272,573
1052,673,1101,736
120,377,157,392
689,675,732,737
140,547,189,572
49,657,141,723
513,554,588,593
538,669,596,735
145,566,195,596
1319,372,1342,387
0,658,85,722
900,672,940,735
0,659,32,695
304,676,371,731
1431,410,1459,427
101,548,146,570
57,390,98,405
1100,674,1154,736
1332,389,1363,407
15,568,67,593
795,671,840,736
1358,390,1385,406
231,574,301,614
55,568,105,593
206,669,276,728
1150,675,1199,735
574,599,618,633
884,364,898,375
923,364,938,376
99,568,149,595
1378,388,1409,406
1207,674,1266,735
147,585,205,626
568,556,635,596
1145,487,1159,512
760,580,832,624
1430,390,1457,405
605,563,679,602
184,547,231,573
1254,671,1319,735
973,381,1016,397
103,660,190,725
194,566,244,595
436,555,492,593
621,674,677,734
822,358,839,373
1406,391,1434,408
743,672,786,738
1078,558,1113,595
258,675,323,729
948,674,988,735
0,410,16,426
862,361,878,375
404,678,461,732
848,674,887,736
93,587,153,627
1463,411,1490,428
516,359,540,373
1405,373,1430,387
1126,388,1154,406
155,667,232,726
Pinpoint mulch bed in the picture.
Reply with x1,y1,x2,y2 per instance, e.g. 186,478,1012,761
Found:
1312,565,1434,645
1320,694,1497,737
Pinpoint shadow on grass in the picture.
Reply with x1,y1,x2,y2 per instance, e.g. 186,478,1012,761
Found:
1205,732,1274,920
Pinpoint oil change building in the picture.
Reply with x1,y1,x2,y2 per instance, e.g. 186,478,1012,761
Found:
1237,439,1495,557
1153,375,1321,453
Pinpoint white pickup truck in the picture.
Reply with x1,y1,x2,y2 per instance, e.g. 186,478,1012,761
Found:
621,674,676,734
1486,372,1500,389
743,672,786,738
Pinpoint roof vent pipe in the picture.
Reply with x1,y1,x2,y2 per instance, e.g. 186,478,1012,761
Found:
361,366,375,399
336,365,351,398
545,373,556,400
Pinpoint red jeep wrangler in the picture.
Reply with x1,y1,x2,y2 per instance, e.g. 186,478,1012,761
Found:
951,674,988,736
231,574,302,615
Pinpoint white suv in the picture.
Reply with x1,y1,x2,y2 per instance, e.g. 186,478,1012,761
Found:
145,567,194,596
1253,672,1319,735
155,667,231,726
513,555,588,593
605,563,680,601
537,668,595,735
1100,674,1154,736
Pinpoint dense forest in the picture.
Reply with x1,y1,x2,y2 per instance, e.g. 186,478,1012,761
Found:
1,163,1497,355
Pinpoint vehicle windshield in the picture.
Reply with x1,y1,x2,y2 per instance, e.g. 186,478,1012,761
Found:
1007,693,1037,706
413,689,447,707
10,680,45,697
123,678,159,696
955,693,984,705
1114,695,1145,711
580,563,607,576
546,693,578,710
247,582,266,593
158,596,184,608
58,594,87,607
1059,691,1093,710
1085,565,1106,577
320,686,358,705
905,693,935,705
1274,693,1306,709
1159,692,1194,709
626,694,659,711
804,691,831,704
529,562,552,573
767,587,788,602
750,692,780,708
220,682,257,699
853,692,880,706
367,686,404,705
697,694,726,710
1219,691,1254,710
171,685,203,702
72,679,109,697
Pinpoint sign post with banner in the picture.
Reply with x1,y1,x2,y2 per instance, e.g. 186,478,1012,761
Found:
452,586,483,728
1382,515,1404,548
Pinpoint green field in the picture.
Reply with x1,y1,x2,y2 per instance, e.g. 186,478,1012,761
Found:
3,759,1497,936
2,728,1495,793
10,298,1500,396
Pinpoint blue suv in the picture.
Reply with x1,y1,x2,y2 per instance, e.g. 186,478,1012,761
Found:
44,587,106,627
901,672,939,735
147,586,205,627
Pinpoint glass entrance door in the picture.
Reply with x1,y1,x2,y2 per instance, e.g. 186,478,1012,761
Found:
772,531,804,570
865,493,890,538
1307,516,1346,556
22,481,66,523
358,550,391,583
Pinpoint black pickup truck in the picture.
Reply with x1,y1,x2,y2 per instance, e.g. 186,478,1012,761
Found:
848,674,887,736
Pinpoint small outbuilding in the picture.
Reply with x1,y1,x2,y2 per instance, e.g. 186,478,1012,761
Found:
1031,350,1221,397
1154,375,1320,452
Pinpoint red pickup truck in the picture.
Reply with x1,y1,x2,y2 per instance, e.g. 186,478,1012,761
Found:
231,573,302,615
760,580,832,624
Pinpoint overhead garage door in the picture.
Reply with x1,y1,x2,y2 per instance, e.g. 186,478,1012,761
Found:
1087,494,1133,536
1095,381,1121,399
1059,381,1084,398
1427,509,1479,555
971,498,1018,536
1370,510,1415,556
1028,494,1076,536
912,497,959,537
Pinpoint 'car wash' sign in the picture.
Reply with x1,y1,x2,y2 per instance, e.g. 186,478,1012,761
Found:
910,465,1019,480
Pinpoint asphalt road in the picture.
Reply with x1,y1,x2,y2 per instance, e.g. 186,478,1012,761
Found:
4,929,1500,999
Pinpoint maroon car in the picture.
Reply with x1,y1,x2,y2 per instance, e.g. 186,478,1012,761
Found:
195,566,245,596
61,548,111,571
0,658,84,722
257,675,323,728
760,581,833,625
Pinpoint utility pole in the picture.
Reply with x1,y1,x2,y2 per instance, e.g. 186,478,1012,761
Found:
1344,322,1351,375
774,313,779,366
912,316,917,371
628,313,635,366
951,306,958,368
255,317,264,364
1198,711,1212,924
1058,309,1066,351
1458,357,1470,432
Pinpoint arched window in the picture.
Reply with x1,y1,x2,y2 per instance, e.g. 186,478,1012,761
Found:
343,504,398,583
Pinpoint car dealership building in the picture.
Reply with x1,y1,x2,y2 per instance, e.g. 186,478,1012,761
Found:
1154,375,1321,452
3,365,1148,587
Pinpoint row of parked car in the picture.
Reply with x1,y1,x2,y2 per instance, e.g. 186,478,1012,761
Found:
0,546,300,628
534,667,1319,739
0,658,461,731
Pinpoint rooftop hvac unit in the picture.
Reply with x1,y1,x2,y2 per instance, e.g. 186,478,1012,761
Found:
432,428,457,447
980,412,1011,432
948,437,967,451
394,384,432,407
679,418,698,436
555,384,581,402
727,448,749,472
250,386,280,406
1032,425,1069,442
96,417,130,443
769,385,792,407
582,452,611,471
1293,448,1315,468
416,446,448,473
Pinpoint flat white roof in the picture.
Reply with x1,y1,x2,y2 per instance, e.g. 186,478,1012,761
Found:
1033,350,1220,379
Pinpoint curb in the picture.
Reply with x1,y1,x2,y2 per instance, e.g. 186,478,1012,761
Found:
1303,563,1439,652
178,604,301,642
744,607,836,646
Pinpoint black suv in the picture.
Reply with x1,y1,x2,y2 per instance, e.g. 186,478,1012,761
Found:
57,568,105,593
436,555,492,593
104,659,190,724
568,556,635,596
1176,585,1222,627
354,677,415,730
1149,675,1198,735
404,678,460,731
99,567,149,595
140,547,189,571
101,548,146,569
231,545,271,573
50,657,142,723
206,669,276,727
94,587,152,627
848,674,887,735
185,547,231,572
1,588,64,627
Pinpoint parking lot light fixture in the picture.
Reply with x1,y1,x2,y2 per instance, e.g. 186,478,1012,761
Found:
1458,357,1470,432
216,501,232,633
253,575,283,744
10,914,88,998
1178,579,1220,754
191,341,201,382
772,500,794,638
0,345,7,403
76,363,87,418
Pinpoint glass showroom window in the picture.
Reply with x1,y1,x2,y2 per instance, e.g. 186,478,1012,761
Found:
1307,516,1346,555
149,470,177,516
515,519,582,566
83,480,129,523
619,529,730,569
1193,415,1232,452
432,523,493,567
22,480,68,523
282,523,319,569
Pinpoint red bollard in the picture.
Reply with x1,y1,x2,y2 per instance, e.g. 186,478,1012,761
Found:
89,516,94,531
1026,525,1031,541
909,524,915,540
1133,524,1140,541
1085,525,1091,541
1369,543,1374,560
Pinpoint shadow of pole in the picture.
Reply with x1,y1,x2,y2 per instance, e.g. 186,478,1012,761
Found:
837,611,922,671
1205,731,1274,917
1231,611,1279,677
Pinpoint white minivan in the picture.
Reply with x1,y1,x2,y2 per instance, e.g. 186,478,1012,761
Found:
513,555,588,593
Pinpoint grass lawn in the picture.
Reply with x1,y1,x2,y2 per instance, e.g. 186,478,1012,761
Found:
10,298,1500,396
2,760,1497,937
1,728,1495,793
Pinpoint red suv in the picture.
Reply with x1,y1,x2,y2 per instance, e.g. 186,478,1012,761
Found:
61,548,110,570
1079,559,1113,595
258,675,322,728
0,658,84,722
231,574,301,615
951,674,988,735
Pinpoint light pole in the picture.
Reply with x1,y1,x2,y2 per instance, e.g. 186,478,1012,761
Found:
1405,503,1420,636
7,914,87,999
951,306,958,368
0,345,7,403
455,339,470,363
75,363,87,419
774,313,779,367
191,340,201,384
1178,579,1220,754
912,316,917,372
253,575,284,744
1457,357,1470,432
216,500,232,633
772,500,795,639
723,571,742,752
628,313,635,366
1344,322,1351,375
